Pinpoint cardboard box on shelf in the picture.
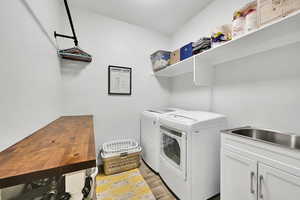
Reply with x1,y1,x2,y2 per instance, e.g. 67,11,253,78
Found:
180,42,193,61
283,0,300,16
257,0,300,26
257,0,284,26
170,49,180,65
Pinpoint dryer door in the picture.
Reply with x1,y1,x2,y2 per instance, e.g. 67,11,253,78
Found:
160,126,187,180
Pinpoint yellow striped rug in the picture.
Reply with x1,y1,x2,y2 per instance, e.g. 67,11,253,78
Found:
96,169,156,200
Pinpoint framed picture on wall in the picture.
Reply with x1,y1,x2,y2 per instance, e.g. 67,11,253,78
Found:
108,65,132,95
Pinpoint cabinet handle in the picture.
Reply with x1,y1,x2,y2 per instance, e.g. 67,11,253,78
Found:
259,175,264,199
250,172,255,194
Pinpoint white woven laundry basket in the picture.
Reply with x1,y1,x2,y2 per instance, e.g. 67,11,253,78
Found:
101,139,142,175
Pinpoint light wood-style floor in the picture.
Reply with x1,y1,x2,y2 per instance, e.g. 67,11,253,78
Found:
139,160,220,200
139,160,177,200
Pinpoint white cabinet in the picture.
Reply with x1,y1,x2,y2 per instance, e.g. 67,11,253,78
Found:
221,133,300,200
258,163,300,200
221,150,257,200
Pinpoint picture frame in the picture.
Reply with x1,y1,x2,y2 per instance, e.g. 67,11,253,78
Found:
108,65,132,95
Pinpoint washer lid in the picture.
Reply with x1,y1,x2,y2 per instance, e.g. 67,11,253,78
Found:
168,114,198,124
167,111,224,122
146,108,177,114
160,111,226,131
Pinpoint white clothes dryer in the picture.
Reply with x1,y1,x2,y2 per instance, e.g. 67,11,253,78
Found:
159,111,227,200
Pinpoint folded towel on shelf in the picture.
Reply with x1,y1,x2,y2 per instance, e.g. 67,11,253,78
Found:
192,37,211,47
193,43,211,51
193,46,211,55
192,37,211,55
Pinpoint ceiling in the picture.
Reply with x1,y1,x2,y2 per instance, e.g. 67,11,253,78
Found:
70,0,212,35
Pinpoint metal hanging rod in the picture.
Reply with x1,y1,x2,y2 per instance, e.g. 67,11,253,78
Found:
54,0,78,46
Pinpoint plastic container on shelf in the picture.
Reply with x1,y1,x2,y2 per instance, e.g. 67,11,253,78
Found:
232,1,258,38
245,8,258,32
101,139,142,175
232,11,246,38
150,50,171,72
244,1,258,32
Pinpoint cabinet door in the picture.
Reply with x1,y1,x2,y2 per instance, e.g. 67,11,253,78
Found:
258,163,300,200
221,149,257,200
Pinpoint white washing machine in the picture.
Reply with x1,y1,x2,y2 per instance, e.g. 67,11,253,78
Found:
159,111,227,200
140,108,182,173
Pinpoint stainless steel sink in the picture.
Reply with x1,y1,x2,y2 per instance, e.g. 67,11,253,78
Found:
223,127,300,150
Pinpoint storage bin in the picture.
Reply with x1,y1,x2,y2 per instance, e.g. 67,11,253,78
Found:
283,0,300,16
245,8,258,32
258,0,300,26
170,49,180,65
232,11,246,38
101,139,142,175
243,1,258,33
180,43,193,61
257,0,284,26
150,50,171,71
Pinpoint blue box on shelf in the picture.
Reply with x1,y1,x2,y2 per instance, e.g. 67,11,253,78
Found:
180,42,193,61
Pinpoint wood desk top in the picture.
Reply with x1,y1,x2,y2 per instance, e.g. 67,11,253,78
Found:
0,115,96,189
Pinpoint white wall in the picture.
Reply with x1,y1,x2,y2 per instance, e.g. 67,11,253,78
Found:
170,0,251,110
171,0,251,49
60,7,171,151
170,73,212,110
170,0,300,134
0,0,62,151
4,0,299,157
213,42,300,133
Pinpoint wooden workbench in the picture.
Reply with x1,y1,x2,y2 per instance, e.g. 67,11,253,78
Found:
0,115,96,189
